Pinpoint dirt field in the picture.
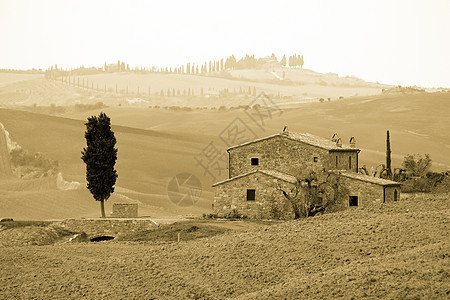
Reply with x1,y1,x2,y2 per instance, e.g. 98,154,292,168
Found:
0,195,448,299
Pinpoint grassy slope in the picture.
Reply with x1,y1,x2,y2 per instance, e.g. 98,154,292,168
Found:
0,109,215,220
0,196,448,299
80,68,383,99
67,91,450,171
0,69,384,108
0,82,449,220
0,73,42,87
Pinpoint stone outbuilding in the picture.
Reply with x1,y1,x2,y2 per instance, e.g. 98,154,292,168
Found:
213,129,401,219
340,171,401,208
111,203,138,218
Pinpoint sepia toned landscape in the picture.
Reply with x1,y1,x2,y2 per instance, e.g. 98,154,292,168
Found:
1,1,449,299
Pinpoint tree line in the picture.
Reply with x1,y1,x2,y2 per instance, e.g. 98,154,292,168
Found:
45,53,305,78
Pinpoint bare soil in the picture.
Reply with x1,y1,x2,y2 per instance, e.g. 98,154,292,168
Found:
0,194,449,299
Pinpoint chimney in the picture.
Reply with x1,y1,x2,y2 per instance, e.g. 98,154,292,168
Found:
349,136,356,148
336,137,342,147
282,126,289,136
331,133,339,143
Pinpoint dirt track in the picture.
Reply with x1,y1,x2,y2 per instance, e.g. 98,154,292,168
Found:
0,194,449,299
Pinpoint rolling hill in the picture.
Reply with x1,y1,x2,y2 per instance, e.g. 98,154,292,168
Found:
0,70,448,220
0,67,386,109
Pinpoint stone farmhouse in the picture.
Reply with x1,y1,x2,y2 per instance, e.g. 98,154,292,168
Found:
212,129,401,219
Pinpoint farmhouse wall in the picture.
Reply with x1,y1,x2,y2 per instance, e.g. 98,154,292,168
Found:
384,186,401,203
214,172,296,219
229,136,330,178
329,150,358,172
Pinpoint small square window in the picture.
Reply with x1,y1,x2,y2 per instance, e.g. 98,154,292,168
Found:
251,158,259,165
247,189,256,201
313,156,318,162
349,196,358,206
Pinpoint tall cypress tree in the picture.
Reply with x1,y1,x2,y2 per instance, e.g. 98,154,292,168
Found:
386,130,392,179
81,113,118,218
280,55,287,66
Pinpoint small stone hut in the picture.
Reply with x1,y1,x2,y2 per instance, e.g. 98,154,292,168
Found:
340,171,401,207
111,203,138,218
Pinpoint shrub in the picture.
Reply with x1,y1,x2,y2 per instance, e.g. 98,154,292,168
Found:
223,209,247,219
401,178,431,193
403,154,432,177
432,176,450,193
10,148,58,171
402,172,450,193
202,213,217,219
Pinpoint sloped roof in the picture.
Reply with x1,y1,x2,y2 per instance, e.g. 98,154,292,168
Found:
227,132,358,151
340,171,401,186
212,169,297,187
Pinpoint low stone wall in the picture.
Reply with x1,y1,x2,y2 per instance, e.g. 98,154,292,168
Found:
58,218,158,236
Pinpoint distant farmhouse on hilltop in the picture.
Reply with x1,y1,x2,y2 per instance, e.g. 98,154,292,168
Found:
212,128,401,219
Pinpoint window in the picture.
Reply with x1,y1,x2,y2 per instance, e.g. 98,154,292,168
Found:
349,156,352,169
394,189,398,201
349,196,358,206
247,189,256,201
251,158,259,166
313,156,318,162
335,156,338,168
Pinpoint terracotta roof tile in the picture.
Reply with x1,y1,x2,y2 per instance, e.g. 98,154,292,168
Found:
340,171,401,186
227,133,358,151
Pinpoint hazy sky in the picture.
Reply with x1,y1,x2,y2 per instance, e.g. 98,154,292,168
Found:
1,0,449,87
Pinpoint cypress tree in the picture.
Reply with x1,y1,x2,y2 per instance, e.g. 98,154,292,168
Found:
386,130,392,179
81,113,118,218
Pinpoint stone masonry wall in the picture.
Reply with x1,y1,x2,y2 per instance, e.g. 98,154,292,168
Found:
214,172,296,219
340,176,385,208
385,186,401,203
111,203,138,218
58,218,157,236
229,136,330,178
329,150,359,172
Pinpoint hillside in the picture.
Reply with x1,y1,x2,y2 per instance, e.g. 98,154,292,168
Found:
0,109,215,220
0,68,449,220
0,195,448,298
1,90,450,220
0,68,386,108
65,91,450,172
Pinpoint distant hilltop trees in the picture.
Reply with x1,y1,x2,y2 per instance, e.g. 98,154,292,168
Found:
0,68,43,74
44,53,305,78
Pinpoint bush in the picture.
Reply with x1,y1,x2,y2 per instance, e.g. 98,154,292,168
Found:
401,172,450,193
202,213,217,219
432,176,450,193
401,178,431,193
403,154,432,177
223,209,247,219
10,148,58,171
